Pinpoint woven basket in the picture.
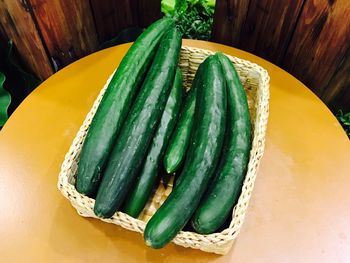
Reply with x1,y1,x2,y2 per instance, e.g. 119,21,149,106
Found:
58,46,270,255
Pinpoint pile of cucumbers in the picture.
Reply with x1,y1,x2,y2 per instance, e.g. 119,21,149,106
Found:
76,17,251,249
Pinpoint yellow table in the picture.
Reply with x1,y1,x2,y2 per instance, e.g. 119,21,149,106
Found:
0,40,349,262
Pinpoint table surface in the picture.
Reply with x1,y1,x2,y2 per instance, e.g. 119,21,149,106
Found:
0,40,349,263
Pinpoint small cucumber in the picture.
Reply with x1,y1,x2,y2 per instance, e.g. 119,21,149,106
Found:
163,62,204,174
76,18,174,196
94,27,182,218
191,52,252,234
123,69,183,218
144,55,227,248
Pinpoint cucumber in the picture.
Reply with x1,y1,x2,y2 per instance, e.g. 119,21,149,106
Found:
94,27,182,218
163,63,204,174
76,18,174,196
191,52,252,234
144,55,227,248
122,69,183,218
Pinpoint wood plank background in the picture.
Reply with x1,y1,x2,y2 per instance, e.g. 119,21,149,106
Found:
0,0,53,79
0,0,348,112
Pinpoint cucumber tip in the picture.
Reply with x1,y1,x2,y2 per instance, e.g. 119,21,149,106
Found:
144,237,154,248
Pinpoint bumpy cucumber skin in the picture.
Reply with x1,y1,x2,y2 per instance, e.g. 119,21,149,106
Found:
191,52,252,234
163,61,204,174
122,69,183,218
144,55,227,248
76,18,174,196
94,28,182,218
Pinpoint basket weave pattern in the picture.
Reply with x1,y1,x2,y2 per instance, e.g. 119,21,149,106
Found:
58,46,270,255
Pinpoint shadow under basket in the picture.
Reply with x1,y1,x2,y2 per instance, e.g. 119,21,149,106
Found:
58,46,270,255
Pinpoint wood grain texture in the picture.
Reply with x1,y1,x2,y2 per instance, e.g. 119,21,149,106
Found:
90,0,161,43
283,0,350,98
137,0,161,28
30,0,98,70
0,0,53,79
90,0,138,43
238,0,305,64
322,47,350,112
0,0,348,111
212,0,251,46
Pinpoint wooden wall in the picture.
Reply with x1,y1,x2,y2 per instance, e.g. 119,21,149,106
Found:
0,0,349,112
212,0,350,112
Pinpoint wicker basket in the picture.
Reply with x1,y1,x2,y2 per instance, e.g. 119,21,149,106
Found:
58,46,270,255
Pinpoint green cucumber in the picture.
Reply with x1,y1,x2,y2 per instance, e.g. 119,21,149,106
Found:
123,69,183,218
163,63,204,174
144,55,227,248
94,27,182,218
76,18,174,196
191,52,252,234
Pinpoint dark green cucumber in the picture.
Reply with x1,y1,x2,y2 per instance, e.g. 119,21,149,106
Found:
191,52,252,234
163,61,205,174
144,55,227,248
94,28,182,218
76,18,174,196
122,69,183,218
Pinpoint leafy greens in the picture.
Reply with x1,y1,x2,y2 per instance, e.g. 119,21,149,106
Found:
161,0,216,40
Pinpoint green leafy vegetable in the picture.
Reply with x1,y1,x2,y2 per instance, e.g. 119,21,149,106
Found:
161,0,177,16
0,72,11,127
161,0,215,40
336,110,350,138
0,40,40,116
201,0,215,15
